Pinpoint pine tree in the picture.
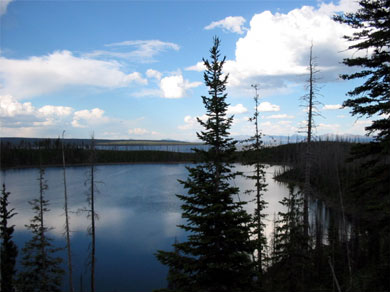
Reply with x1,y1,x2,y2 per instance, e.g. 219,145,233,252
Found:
334,2,390,290
17,166,64,292
272,184,307,292
156,37,254,292
242,84,268,289
333,0,389,144
0,184,18,292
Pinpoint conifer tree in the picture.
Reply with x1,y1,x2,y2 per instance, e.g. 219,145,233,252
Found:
242,84,268,289
17,167,64,292
156,37,254,292
0,184,18,292
272,184,307,292
333,0,389,145
334,2,390,289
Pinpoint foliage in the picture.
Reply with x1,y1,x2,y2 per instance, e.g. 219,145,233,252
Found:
0,184,18,292
156,37,254,292
17,167,64,292
268,184,308,292
241,85,268,288
333,0,390,143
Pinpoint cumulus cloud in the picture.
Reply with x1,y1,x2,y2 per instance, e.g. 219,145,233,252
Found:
146,69,162,80
257,102,280,112
185,61,205,72
205,16,247,34
227,104,248,115
0,0,13,16
220,0,358,90
0,50,147,99
0,94,73,129
71,108,110,128
160,74,201,99
178,114,208,130
323,104,342,110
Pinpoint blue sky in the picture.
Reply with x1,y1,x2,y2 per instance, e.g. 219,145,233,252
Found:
0,0,374,141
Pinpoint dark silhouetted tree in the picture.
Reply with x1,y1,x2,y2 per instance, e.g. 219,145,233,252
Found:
242,84,268,290
156,37,254,292
272,184,307,292
334,2,390,290
0,184,18,292
61,131,74,292
17,167,64,292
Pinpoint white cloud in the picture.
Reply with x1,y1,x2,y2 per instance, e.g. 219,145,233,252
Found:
227,104,248,115
258,120,298,135
266,114,295,119
323,104,342,110
0,95,35,117
0,0,13,16
318,0,360,15
38,105,73,117
205,16,247,34
146,69,162,80
0,50,147,99
178,114,207,130
71,108,109,128
257,102,280,112
101,40,180,60
0,95,73,130
128,128,158,136
185,61,205,72
160,74,201,99
223,1,358,90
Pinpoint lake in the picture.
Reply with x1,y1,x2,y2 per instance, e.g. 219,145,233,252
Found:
1,163,301,292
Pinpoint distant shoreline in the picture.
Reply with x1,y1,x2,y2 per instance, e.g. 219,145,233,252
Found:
1,160,196,170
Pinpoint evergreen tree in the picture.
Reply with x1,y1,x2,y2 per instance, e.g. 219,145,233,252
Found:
156,37,254,292
334,2,390,290
272,184,307,292
242,84,268,289
17,167,64,292
0,184,18,292
333,0,389,144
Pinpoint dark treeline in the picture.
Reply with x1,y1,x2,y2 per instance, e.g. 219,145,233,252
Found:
0,140,200,167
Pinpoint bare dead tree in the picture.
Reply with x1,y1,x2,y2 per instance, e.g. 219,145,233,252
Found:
61,131,74,292
301,44,321,242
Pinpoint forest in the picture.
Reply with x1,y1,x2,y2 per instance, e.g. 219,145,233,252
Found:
1,0,389,291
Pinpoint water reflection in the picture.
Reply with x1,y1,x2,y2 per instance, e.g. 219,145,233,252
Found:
1,164,290,292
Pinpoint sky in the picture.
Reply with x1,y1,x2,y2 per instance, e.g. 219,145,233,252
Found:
0,0,375,141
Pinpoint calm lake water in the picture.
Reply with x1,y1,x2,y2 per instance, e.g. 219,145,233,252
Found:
1,163,295,292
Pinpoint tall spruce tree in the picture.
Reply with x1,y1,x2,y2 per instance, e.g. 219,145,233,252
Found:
333,0,389,144
242,84,268,289
334,2,390,290
156,37,254,292
17,166,64,292
272,184,307,292
0,184,18,292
